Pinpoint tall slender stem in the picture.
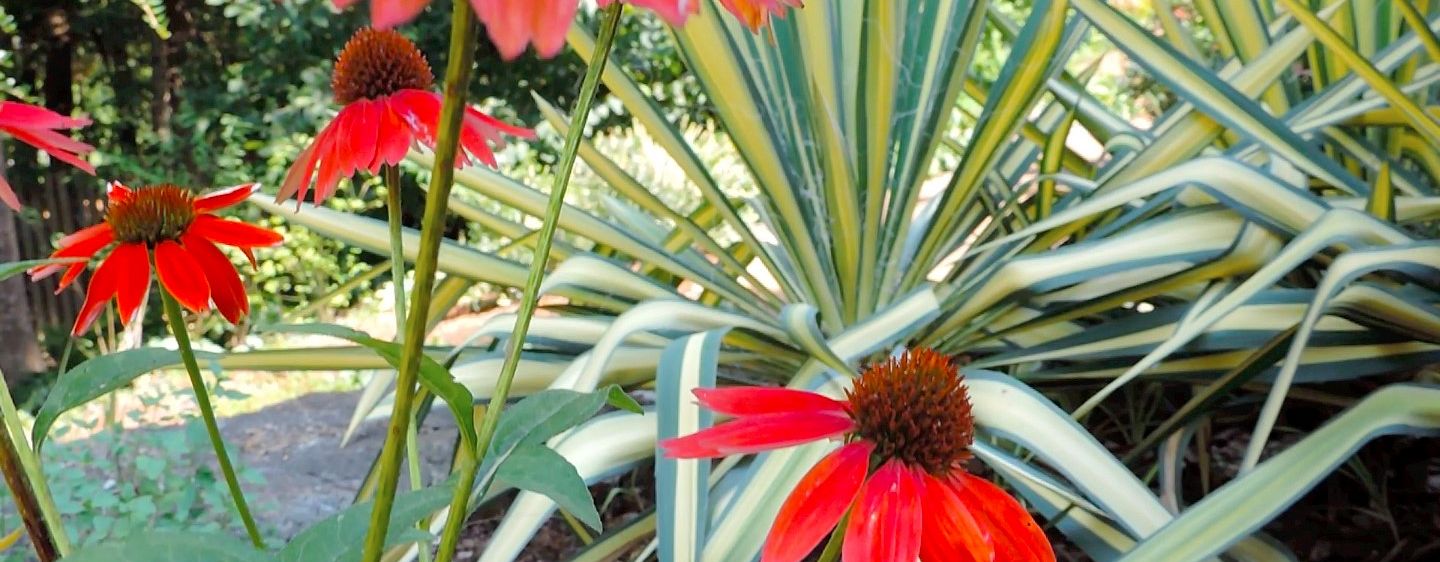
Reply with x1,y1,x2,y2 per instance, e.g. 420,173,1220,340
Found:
160,291,264,548
382,164,432,562
0,370,68,554
384,164,409,330
359,1,478,558
432,5,626,562
0,371,58,561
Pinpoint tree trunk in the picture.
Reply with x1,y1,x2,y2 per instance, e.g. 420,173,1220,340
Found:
0,141,46,385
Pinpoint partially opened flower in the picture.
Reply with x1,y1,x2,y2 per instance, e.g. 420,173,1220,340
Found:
332,0,800,59
662,348,1055,562
0,100,96,210
30,182,283,336
278,28,533,206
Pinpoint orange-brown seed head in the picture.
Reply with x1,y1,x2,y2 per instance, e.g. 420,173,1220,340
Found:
105,184,197,245
332,28,434,105
846,348,975,475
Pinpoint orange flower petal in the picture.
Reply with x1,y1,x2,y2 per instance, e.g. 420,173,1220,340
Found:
373,97,414,169
71,244,127,336
279,138,321,205
30,223,112,284
470,0,579,60
760,442,872,562
190,215,284,248
660,411,853,458
842,460,923,562
0,174,18,210
692,387,848,417
155,240,211,313
109,243,152,326
368,0,430,29
919,472,993,562
183,233,249,324
193,183,258,213
598,0,700,26
954,472,1055,562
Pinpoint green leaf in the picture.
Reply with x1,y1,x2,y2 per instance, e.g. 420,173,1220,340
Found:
465,385,639,539
61,531,265,562
655,329,727,562
604,386,642,414
496,444,602,531
262,323,477,452
278,481,454,562
33,348,197,448
0,258,83,282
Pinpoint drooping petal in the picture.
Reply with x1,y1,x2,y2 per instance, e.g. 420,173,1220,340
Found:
0,101,96,181
29,223,112,283
760,442,873,562
692,387,848,417
660,411,854,458
597,0,700,26
71,244,127,336
183,232,249,324
6,127,97,174
0,101,91,130
278,136,322,205
842,461,923,562
919,473,992,562
716,0,803,31
189,215,285,249
193,183,259,212
372,98,414,169
0,174,18,210
154,240,211,313
953,473,1055,562
469,0,579,60
312,117,352,204
348,100,381,175
108,243,152,326
391,89,441,147
369,0,431,29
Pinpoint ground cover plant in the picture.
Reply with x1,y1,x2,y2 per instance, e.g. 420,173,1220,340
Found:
2,0,1440,561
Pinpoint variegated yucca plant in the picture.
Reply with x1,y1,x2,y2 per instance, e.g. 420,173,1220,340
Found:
29,0,1440,560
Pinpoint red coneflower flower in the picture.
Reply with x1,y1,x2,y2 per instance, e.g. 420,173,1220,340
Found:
278,28,533,206
662,348,1055,562
0,100,96,210
331,0,799,59
30,182,283,336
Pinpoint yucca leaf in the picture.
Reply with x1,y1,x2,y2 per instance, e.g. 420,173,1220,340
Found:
1118,384,1440,562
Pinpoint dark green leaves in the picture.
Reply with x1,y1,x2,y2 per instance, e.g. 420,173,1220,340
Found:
60,531,267,562
278,481,454,562
32,348,199,448
262,323,477,452
478,386,643,532
496,444,599,529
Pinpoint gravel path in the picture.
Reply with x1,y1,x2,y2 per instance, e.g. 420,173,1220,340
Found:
214,391,458,538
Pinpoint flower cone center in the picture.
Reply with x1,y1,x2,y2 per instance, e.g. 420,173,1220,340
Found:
106,184,196,244
332,28,434,105
846,349,975,475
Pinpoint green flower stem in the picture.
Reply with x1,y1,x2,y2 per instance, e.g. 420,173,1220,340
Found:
815,512,849,562
0,369,68,555
0,371,59,561
160,290,264,548
383,164,409,330
382,164,432,562
433,5,626,562
359,0,479,558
